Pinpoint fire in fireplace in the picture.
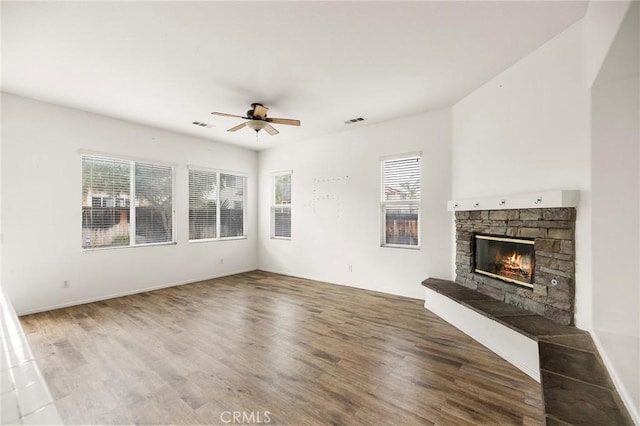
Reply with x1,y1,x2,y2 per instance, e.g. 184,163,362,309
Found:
474,234,535,288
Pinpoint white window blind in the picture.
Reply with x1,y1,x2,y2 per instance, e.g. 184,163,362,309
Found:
134,162,173,245
188,168,246,241
271,172,291,239
220,173,246,238
381,155,421,247
188,169,218,240
82,155,174,249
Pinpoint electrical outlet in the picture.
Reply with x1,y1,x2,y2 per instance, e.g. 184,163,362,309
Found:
63,280,69,288
220,258,224,265
348,264,353,272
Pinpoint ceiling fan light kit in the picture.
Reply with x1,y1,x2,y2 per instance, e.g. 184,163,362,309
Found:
246,120,267,132
211,103,300,140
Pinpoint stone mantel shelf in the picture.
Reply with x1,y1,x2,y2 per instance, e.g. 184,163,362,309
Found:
447,190,580,212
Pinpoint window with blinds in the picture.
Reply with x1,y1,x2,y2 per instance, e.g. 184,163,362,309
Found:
381,154,421,248
135,162,173,245
271,172,291,239
189,169,217,240
82,155,174,249
188,168,246,241
220,173,245,238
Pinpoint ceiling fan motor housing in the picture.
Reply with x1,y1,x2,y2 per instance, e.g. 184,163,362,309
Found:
248,103,266,120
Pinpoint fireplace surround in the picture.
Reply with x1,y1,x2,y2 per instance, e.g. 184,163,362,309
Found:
455,207,576,325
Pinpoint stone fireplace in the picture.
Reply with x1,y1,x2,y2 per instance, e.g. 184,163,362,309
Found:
455,207,576,325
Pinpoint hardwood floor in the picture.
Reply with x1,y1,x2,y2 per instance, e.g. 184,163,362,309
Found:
20,271,544,425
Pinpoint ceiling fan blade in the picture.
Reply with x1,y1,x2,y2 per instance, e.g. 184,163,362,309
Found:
212,112,246,119
267,117,300,126
227,122,248,132
264,124,279,136
253,104,269,119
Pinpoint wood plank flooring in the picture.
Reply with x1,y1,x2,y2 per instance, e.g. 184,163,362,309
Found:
20,271,544,425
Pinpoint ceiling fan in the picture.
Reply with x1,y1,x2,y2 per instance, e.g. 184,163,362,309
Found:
211,103,300,136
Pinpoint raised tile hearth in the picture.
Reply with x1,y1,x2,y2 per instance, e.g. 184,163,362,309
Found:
422,278,633,426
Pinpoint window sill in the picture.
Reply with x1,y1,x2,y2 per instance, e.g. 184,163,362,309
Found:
380,244,421,250
82,241,177,252
189,236,248,243
271,236,291,240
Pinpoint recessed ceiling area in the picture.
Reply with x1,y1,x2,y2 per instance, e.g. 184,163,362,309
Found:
1,1,588,151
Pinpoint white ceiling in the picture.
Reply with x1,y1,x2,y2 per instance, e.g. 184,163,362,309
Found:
1,1,588,151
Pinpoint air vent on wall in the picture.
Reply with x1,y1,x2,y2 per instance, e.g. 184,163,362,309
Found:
192,121,212,128
344,117,366,125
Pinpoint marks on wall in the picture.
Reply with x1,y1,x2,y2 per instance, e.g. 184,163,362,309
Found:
306,175,351,219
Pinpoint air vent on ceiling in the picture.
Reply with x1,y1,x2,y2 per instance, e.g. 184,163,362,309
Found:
344,117,366,125
192,121,211,128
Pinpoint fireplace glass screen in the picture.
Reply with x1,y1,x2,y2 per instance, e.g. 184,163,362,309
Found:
474,234,535,288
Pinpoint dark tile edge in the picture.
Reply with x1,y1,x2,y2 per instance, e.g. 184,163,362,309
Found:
421,277,634,426
422,277,541,339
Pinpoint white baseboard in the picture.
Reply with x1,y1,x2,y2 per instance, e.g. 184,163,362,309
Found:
591,330,640,425
16,268,256,316
424,288,540,382
256,267,423,301
256,268,327,284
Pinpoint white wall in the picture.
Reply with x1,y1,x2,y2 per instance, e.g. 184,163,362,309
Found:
451,21,592,328
258,109,452,300
590,2,639,420
584,0,633,87
0,95,3,288
591,77,639,329
591,76,640,423
1,93,258,314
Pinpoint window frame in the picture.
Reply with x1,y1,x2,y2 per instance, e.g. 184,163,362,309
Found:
81,154,176,251
380,152,421,249
188,166,248,243
271,170,292,240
